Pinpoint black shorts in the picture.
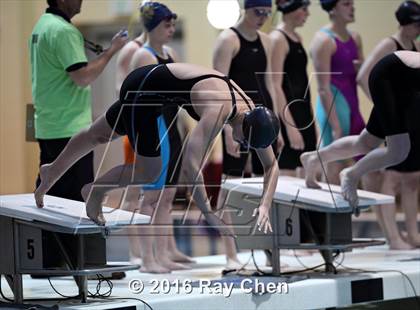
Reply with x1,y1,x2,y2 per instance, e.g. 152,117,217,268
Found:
277,99,317,170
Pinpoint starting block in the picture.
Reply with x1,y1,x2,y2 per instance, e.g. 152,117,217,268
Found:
221,177,394,275
0,194,149,303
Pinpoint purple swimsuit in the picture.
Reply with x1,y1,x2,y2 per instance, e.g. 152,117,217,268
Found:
316,28,365,146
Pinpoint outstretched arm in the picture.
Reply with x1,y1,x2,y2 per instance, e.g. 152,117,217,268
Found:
254,147,280,233
182,109,233,234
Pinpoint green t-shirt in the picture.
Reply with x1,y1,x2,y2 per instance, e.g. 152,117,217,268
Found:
30,13,92,139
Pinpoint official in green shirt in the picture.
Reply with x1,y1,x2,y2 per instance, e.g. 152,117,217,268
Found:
30,4,91,139
30,0,128,202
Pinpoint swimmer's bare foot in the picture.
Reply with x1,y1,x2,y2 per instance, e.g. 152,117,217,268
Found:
406,234,420,248
130,256,143,266
339,168,359,213
389,239,414,250
300,152,322,189
225,257,243,271
401,230,409,243
34,164,54,208
85,187,107,226
139,261,171,274
156,258,190,271
168,250,196,263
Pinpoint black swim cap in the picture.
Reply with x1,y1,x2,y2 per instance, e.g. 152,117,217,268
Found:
242,106,280,149
320,0,338,12
277,0,310,14
396,1,420,26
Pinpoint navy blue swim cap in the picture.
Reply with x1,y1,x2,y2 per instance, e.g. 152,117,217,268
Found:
277,0,310,13
242,107,280,149
245,0,273,9
396,1,420,26
140,2,177,32
320,0,338,12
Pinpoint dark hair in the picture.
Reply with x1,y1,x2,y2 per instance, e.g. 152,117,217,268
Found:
47,0,58,7
276,0,310,14
320,0,339,12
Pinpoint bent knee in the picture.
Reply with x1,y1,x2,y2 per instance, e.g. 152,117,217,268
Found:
358,133,382,152
387,148,409,165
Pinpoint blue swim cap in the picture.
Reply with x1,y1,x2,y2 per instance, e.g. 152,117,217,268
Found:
242,106,280,149
320,0,338,12
396,1,420,26
277,0,310,13
140,2,177,32
245,0,273,9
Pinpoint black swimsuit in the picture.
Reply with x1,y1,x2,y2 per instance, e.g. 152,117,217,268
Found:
140,47,184,185
106,64,250,157
366,53,420,140
222,28,274,176
385,40,420,173
276,30,317,170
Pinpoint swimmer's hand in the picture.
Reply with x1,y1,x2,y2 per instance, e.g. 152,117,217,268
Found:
353,59,363,72
253,205,273,234
225,136,241,158
286,126,304,150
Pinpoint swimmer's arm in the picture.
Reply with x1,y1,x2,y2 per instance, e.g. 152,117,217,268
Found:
130,48,158,71
116,42,140,95
255,147,280,232
213,30,237,75
310,32,342,138
357,39,397,100
183,113,226,213
260,33,278,115
352,31,364,72
270,30,289,122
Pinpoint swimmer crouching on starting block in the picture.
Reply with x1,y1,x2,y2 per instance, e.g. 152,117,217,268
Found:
301,51,420,214
35,62,281,234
